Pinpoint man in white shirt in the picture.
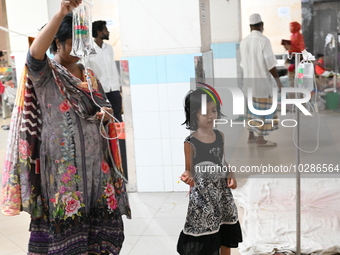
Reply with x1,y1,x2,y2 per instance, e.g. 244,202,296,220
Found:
240,13,283,147
88,20,122,122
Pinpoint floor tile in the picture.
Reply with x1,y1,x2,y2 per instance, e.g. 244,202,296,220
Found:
123,217,152,236
127,235,178,255
143,217,185,236
120,235,140,255
0,234,23,255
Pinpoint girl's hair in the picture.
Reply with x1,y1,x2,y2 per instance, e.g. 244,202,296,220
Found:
182,88,222,131
50,13,73,54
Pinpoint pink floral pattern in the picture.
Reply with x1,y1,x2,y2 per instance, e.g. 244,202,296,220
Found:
104,183,115,196
107,195,117,211
49,191,84,219
9,185,21,204
61,193,72,203
103,182,118,212
4,160,12,172
61,173,71,184
50,158,83,219
101,161,110,174
65,197,81,217
18,139,31,159
1,171,10,186
66,165,77,175
76,191,83,202
59,100,70,113
59,186,67,194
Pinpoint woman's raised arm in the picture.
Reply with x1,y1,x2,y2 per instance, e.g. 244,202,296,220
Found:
30,0,82,60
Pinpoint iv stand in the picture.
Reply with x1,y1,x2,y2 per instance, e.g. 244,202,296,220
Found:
293,52,302,255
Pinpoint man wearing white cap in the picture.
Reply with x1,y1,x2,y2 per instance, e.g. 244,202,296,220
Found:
240,13,283,147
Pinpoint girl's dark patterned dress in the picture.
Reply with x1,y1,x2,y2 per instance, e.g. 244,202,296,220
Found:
177,130,242,255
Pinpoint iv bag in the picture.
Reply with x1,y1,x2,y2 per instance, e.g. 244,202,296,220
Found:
295,62,314,92
71,0,96,58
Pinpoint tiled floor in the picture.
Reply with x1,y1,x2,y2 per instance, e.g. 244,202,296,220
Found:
1,108,340,255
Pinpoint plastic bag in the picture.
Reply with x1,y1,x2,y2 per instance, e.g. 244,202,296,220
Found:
295,49,315,92
295,61,314,92
71,0,96,57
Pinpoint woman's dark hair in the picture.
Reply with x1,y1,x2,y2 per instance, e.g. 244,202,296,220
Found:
182,88,222,131
92,20,106,37
50,13,73,54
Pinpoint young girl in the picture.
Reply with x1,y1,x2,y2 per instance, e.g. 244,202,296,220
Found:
177,88,242,255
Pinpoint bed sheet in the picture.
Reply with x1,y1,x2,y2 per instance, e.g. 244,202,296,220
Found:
233,176,340,254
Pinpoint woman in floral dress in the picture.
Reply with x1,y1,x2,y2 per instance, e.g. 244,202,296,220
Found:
1,1,130,254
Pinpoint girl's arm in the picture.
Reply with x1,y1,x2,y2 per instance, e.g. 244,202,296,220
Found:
30,0,82,60
180,142,194,186
227,171,237,189
220,131,237,189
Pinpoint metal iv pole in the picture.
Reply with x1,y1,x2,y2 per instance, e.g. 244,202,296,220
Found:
293,52,302,255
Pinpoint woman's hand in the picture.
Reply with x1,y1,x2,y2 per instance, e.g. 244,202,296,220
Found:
180,170,194,186
30,0,82,60
60,0,82,16
96,107,114,122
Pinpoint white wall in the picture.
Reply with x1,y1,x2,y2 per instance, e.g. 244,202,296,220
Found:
47,0,60,20
118,0,201,57
210,0,242,43
5,0,49,80
6,0,48,52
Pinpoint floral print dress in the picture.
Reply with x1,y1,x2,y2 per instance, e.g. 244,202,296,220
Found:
3,52,130,255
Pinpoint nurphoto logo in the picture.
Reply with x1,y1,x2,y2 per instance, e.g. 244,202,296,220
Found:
200,87,312,128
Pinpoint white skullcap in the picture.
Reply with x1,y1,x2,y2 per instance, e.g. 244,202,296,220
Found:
249,13,262,25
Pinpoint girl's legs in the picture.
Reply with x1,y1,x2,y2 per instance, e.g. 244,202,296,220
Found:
220,246,231,255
